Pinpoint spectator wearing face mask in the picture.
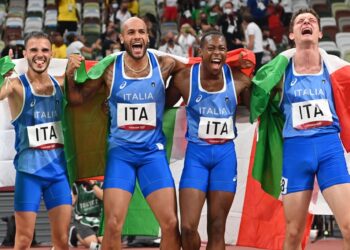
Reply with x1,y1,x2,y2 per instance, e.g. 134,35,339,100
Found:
217,1,244,50
111,0,132,24
159,31,184,56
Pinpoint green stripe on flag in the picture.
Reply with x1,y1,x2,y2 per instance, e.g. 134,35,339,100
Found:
250,54,289,198
0,56,16,89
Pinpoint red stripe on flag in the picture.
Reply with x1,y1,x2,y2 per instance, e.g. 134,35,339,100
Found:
237,130,312,249
330,65,350,152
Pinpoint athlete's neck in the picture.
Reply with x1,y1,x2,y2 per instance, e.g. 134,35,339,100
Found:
294,47,321,74
26,71,51,86
124,53,149,72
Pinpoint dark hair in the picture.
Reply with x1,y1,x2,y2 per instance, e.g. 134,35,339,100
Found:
66,32,77,44
242,11,254,23
24,32,52,48
289,8,320,33
200,30,225,48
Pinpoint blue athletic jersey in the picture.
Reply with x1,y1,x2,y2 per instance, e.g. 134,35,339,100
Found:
186,63,237,145
12,74,66,176
108,51,166,150
280,60,340,138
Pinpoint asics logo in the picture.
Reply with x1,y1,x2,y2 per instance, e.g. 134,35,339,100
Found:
195,95,202,103
120,81,127,89
290,78,297,86
30,99,36,107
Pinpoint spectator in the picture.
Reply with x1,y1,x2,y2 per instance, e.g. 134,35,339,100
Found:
280,0,292,27
176,23,199,57
163,0,178,22
159,31,184,56
0,40,24,59
217,1,244,50
66,32,100,57
111,0,132,24
128,0,139,16
101,30,118,57
57,0,79,36
261,26,276,65
51,32,67,59
242,11,263,71
246,0,269,28
69,180,103,249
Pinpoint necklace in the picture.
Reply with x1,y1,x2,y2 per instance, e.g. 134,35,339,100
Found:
124,59,149,73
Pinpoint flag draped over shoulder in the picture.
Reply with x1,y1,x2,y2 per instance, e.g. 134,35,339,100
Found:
62,48,255,236
63,48,256,184
250,48,350,198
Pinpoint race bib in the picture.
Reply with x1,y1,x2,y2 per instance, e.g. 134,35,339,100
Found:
27,121,64,149
292,99,333,130
117,103,156,130
198,117,234,144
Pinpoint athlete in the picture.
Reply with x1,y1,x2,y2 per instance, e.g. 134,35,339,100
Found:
0,32,72,249
166,30,252,250
66,17,185,250
253,8,350,250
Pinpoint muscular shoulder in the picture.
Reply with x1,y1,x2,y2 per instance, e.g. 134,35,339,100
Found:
156,55,186,79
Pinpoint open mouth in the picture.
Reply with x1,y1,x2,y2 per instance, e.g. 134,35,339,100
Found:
131,42,143,54
33,58,46,67
211,58,222,70
301,27,313,35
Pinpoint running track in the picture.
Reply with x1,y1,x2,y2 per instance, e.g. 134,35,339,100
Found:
0,238,342,250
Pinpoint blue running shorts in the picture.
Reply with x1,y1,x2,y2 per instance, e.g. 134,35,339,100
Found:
180,141,237,193
15,169,72,212
281,133,350,195
103,145,175,197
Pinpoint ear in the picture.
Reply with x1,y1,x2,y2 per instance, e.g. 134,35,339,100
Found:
319,31,323,40
22,49,27,57
289,32,294,41
119,34,124,44
198,47,203,57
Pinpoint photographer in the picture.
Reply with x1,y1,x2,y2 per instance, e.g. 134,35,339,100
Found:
176,23,199,57
159,31,184,56
69,180,103,249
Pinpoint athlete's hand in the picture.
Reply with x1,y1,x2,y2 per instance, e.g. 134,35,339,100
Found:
66,54,85,79
238,51,254,69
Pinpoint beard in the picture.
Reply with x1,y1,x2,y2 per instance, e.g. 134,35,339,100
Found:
123,41,149,60
27,57,50,74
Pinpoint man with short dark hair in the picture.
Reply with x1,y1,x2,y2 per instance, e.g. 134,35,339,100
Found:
0,31,72,249
166,30,252,250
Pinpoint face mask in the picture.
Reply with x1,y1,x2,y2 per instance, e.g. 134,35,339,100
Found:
168,38,174,44
113,48,120,53
224,8,233,15
112,3,118,9
200,1,206,7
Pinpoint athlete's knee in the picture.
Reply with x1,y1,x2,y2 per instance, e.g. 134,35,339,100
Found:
285,224,304,242
160,214,179,234
15,234,33,249
52,233,69,249
181,224,198,239
106,214,123,235
208,218,226,239
339,221,350,241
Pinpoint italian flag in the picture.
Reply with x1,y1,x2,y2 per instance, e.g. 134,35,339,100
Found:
250,48,350,198
0,50,317,248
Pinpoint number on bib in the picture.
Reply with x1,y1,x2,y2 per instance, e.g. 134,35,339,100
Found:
198,116,234,144
117,103,156,130
292,99,333,130
27,121,64,149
